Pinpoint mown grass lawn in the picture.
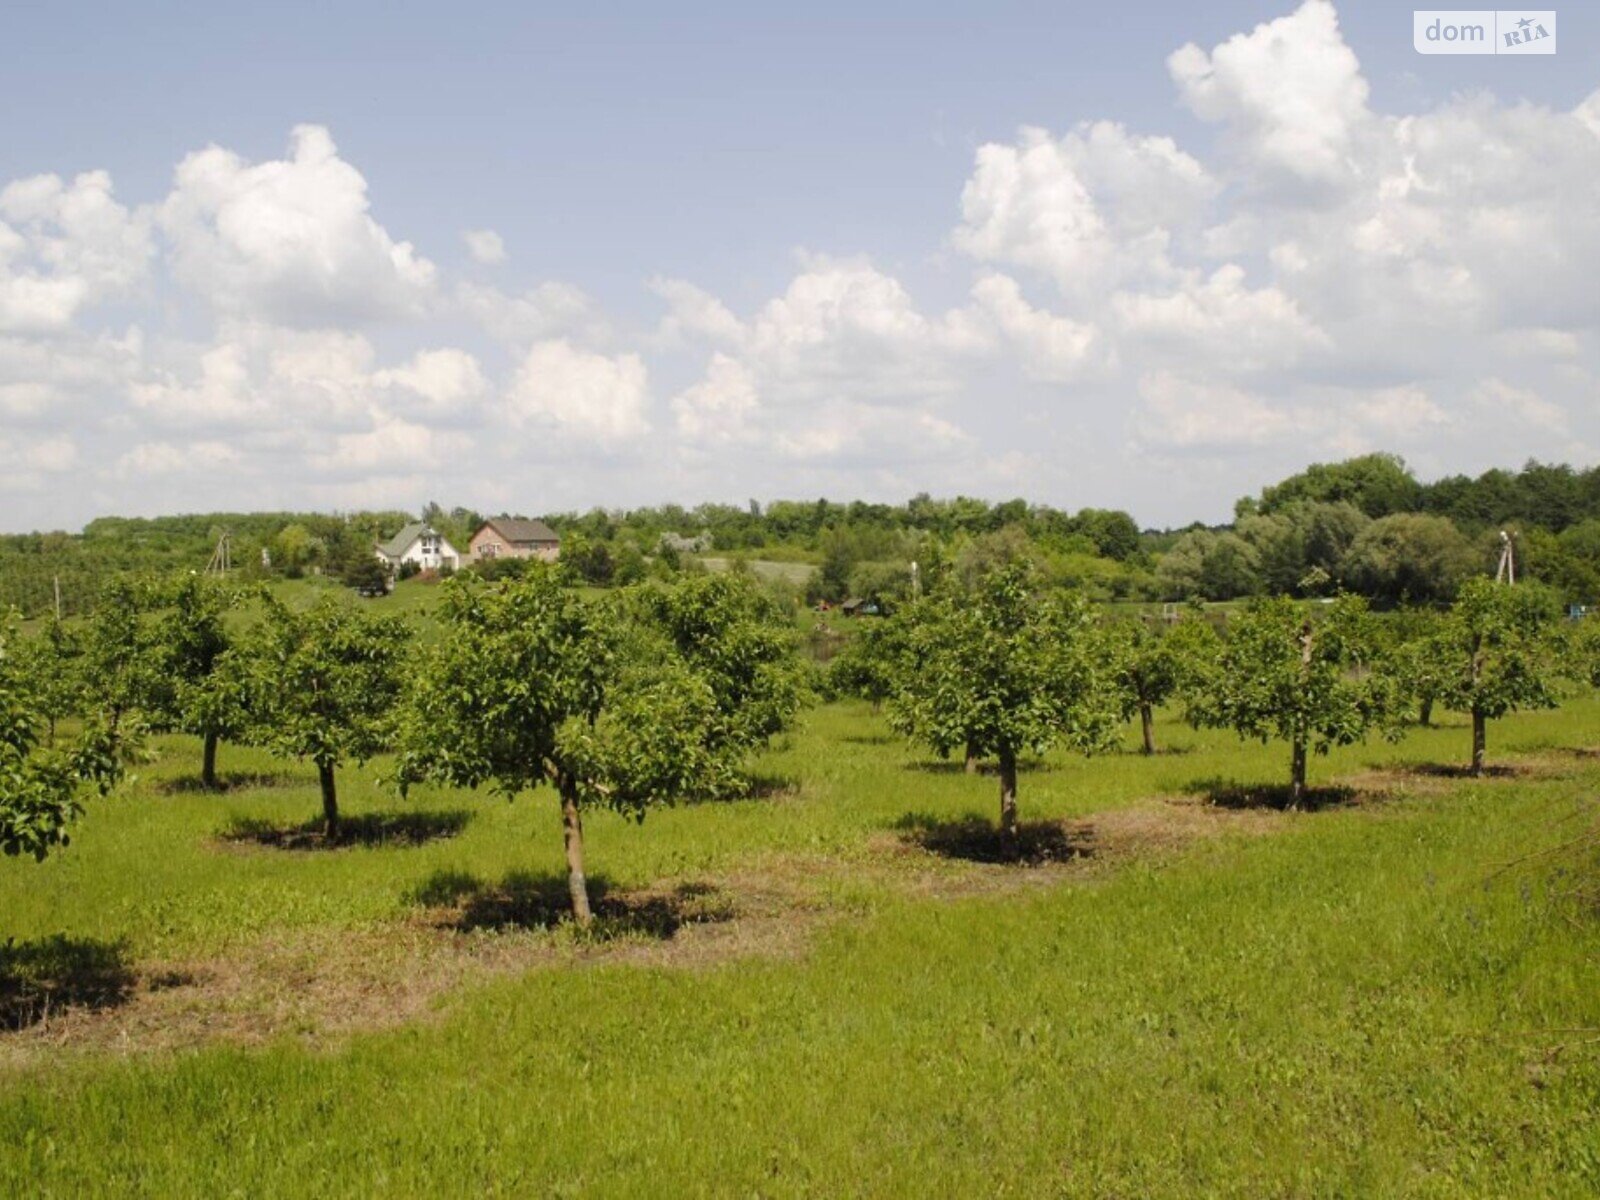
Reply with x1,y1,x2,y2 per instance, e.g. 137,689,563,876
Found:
2,696,1598,1195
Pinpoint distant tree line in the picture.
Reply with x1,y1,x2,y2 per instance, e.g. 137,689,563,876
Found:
0,510,414,617
1166,455,1600,604
3,455,1599,617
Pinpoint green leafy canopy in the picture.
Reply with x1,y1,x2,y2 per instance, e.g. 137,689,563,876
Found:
1188,595,1401,760
240,593,410,772
0,619,123,861
888,563,1119,764
397,568,802,815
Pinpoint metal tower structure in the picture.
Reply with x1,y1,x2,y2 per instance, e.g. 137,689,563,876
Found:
1495,530,1516,585
206,531,233,575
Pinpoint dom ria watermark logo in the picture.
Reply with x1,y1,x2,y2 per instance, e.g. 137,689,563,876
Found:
1414,11,1555,54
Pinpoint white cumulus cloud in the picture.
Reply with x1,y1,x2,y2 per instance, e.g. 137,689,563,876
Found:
1113,264,1330,373
1168,0,1370,190
671,353,759,444
0,6,1597,530
375,348,489,421
506,339,651,441
953,122,1213,297
0,170,151,333
159,125,436,325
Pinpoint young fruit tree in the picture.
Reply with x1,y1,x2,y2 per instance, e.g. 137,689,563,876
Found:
1188,595,1398,808
243,595,409,838
620,572,805,795
1385,608,1452,728
76,577,158,745
397,569,801,924
13,617,84,747
1100,611,1217,755
888,563,1118,845
1554,613,1600,693
825,614,912,712
1,619,124,861
885,594,989,775
1434,578,1559,776
146,574,251,790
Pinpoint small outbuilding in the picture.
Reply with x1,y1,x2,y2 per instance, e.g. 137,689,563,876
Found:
839,597,882,618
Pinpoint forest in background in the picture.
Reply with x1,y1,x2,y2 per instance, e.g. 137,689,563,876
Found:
2,453,1599,618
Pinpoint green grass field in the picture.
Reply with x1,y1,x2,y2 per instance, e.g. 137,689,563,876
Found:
2,695,1598,1195
699,557,816,587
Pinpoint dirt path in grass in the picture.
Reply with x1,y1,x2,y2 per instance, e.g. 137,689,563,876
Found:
0,758,1564,1070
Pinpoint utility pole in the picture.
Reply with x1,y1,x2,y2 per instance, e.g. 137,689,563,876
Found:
206,531,232,575
52,574,61,620
1495,530,1516,585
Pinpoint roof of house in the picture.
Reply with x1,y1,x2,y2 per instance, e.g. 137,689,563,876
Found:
376,523,451,559
479,516,559,544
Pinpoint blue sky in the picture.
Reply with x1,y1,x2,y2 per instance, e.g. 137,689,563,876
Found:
1,1,1597,530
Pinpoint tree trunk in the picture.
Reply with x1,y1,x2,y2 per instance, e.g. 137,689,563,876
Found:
1289,619,1313,810
964,737,980,774
1419,697,1433,728
1469,635,1484,776
1289,736,1308,810
202,731,220,790
1139,702,1157,755
997,745,1019,852
318,761,339,841
560,779,594,926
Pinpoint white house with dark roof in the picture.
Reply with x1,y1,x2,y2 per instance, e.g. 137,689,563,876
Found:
375,523,461,573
